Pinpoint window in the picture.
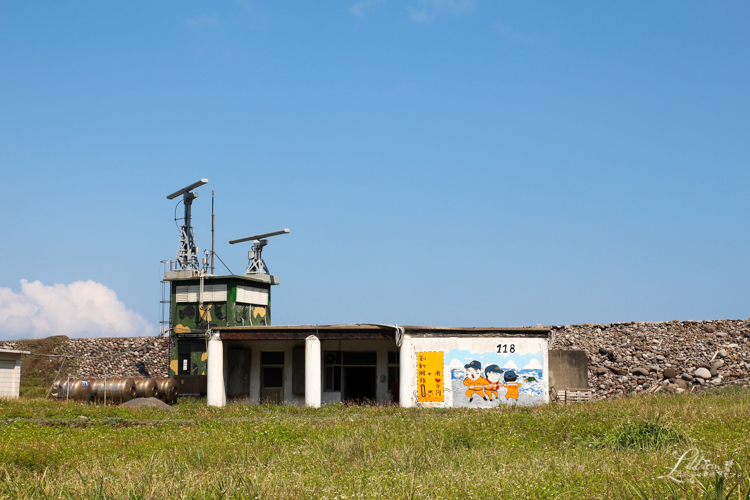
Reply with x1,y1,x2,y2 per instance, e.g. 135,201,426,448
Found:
176,285,227,303
324,351,341,392
261,352,284,365
388,351,399,388
342,352,376,366
324,351,377,392
236,284,269,305
261,351,284,404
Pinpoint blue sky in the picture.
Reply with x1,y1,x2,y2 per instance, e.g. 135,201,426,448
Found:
0,1,748,338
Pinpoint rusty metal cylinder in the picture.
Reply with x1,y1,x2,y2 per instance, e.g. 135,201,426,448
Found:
133,377,158,399
51,378,93,402
90,377,136,403
154,377,178,404
110,377,137,403
85,378,105,402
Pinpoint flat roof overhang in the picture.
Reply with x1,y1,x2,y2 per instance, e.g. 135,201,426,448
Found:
164,274,279,285
215,324,550,341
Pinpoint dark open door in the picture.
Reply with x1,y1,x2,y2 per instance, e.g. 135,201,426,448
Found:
227,349,250,400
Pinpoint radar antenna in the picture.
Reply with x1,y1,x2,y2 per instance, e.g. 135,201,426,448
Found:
229,228,290,275
167,179,208,271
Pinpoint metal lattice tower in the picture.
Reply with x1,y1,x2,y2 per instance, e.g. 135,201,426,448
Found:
229,228,290,275
245,240,270,274
167,179,208,272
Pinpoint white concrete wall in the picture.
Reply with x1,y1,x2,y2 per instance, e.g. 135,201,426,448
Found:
0,354,22,399
319,339,397,405
223,339,397,405
228,340,306,405
402,335,549,408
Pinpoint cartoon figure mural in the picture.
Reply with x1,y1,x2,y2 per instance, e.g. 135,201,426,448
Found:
502,370,523,401
483,364,503,401
463,361,488,402
445,346,545,408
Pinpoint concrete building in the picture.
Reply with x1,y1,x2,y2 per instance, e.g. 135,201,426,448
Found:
204,324,550,408
163,271,552,407
0,349,29,399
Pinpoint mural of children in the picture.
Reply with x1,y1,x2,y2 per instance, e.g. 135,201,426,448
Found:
484,364,503,401
463,360,488,402
502,370,524,401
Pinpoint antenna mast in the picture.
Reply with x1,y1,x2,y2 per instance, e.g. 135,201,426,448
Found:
211,189,215,275
167,179,208,272
229,228,290,275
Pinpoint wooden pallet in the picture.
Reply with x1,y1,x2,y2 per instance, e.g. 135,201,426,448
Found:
552,388,592,403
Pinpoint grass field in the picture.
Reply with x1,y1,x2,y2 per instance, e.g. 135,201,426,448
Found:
1,388,750,499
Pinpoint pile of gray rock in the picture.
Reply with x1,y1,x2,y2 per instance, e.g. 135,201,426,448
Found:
0,336,170,378
550,319,750,400
2,318,748,402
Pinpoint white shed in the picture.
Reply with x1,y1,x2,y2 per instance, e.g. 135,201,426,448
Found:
0,350,29,399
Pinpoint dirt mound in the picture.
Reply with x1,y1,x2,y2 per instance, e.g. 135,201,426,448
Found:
121,397,176,410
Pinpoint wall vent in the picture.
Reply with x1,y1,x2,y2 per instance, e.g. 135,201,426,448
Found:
236,284,268,305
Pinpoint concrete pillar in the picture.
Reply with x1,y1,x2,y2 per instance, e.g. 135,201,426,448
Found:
207,332,226,407
399,336,412,408
305,335,321,408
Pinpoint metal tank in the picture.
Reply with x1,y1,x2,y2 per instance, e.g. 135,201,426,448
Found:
133,377,159,399
109,377,137,403
84,378,105,403
155,377,178,404
51,378,93,402
89,377,136,403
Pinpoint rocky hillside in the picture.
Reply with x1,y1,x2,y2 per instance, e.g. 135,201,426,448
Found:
2,318,749,400
0,336,170,379
550,318,750,399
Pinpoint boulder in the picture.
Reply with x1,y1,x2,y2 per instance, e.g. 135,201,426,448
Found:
663,368,678,379
631,367,650,377
694,367,711,379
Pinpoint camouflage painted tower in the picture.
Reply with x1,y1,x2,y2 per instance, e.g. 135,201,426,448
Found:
163,178,288,395
165,271,279,394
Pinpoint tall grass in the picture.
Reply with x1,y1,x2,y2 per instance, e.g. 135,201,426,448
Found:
1,387,749,499
583,416,688,451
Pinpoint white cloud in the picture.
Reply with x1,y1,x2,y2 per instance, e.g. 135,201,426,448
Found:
0,280,156,340
449,358,465,369
407,0,474,23
502,359,518,370
524,359,542,370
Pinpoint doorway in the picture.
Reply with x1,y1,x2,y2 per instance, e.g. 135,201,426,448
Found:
343,366,376,402
227,349,250,401
261,351,284,404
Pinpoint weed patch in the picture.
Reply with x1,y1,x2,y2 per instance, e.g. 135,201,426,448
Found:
583,417,688,451
0,389,748,499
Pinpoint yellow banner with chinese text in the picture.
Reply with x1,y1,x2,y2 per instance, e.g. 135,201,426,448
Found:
417,351,444,402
